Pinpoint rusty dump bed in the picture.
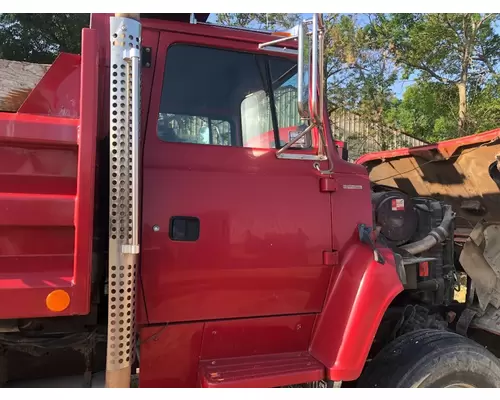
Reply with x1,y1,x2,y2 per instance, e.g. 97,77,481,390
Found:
356,128,500,241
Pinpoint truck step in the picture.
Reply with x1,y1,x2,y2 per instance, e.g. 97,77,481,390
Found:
198,352,325,388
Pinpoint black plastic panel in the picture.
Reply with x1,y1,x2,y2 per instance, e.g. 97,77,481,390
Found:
169,216,200,241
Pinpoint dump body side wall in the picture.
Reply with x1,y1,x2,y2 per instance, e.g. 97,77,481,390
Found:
0,28,98,319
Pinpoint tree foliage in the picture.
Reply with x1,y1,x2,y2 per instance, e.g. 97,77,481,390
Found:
369,13,500,136
2,12,499,146
394,79,500,142
216,12,500,143
0,14,89,63
394,82,459,142
326,15,399,121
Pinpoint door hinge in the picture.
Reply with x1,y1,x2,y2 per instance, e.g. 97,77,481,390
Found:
323,250,339,266
142,47,152,68
320,177,337,192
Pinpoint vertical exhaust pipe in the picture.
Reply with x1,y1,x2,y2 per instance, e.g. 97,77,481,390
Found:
105,12,141,389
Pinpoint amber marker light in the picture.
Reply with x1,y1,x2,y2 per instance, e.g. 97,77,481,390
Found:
273,31,293,37
46,289,70,312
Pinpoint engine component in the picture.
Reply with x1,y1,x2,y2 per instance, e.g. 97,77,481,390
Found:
371,189,456,306
372,191,418,245
407,198,456,306
400,204,455,255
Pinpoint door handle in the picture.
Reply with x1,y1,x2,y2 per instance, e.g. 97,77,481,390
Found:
169,216,200,241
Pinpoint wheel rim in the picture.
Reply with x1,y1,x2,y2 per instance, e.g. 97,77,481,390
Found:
444,383,475,388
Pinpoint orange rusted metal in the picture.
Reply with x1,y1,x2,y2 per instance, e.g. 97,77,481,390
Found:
356,128,500,237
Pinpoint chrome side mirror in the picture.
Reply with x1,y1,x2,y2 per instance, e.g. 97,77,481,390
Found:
297,20,311,120
297,14,324,125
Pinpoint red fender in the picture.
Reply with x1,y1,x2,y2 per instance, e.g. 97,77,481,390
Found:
309,243,403,381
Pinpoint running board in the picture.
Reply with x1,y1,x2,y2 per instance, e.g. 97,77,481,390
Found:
198,351,325,388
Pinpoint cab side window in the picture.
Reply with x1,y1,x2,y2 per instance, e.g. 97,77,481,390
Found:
157,44,303,150
158,113,231,146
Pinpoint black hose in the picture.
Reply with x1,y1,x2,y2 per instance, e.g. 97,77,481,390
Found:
399,205,455,255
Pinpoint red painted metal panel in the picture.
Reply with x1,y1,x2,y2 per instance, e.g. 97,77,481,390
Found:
330,173,374,253
139,315,319,388
0,255,74,276
139,323,205,388
0,274,73,290
0,145,76,195
138,31,333,324
200,315,316,360
0,227,74,258
0,193,74,226
356,127,500,165
72,28,99,316
309,244,403,381
18,53,81,118
0,114,78,318
0,114,78,146
140,147,332,322
141,18,297,49
0,285,78,319
0,28,98,319
198,352,325,388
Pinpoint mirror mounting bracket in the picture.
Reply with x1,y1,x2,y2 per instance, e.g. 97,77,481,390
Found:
258,35,298,56
274,14,334,174
276,123,327,162
259,34,298,49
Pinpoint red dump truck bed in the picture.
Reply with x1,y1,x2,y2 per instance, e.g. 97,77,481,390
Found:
0,30,98,319
356,128,500,241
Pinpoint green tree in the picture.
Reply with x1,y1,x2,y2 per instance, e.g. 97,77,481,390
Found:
469,80,500,132
369,13,500,136
395,79,500,142
325,14,404,152
326,15,398,121
0,14,89,63
395,82,458,142
216,15,398,120
216,13,404,152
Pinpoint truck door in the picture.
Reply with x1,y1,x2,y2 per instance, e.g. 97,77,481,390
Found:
140,31,333,324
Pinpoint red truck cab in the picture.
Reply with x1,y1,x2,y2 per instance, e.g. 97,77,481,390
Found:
0,13,403,388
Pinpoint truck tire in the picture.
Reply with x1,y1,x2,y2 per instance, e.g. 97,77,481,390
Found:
357,329,500,388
